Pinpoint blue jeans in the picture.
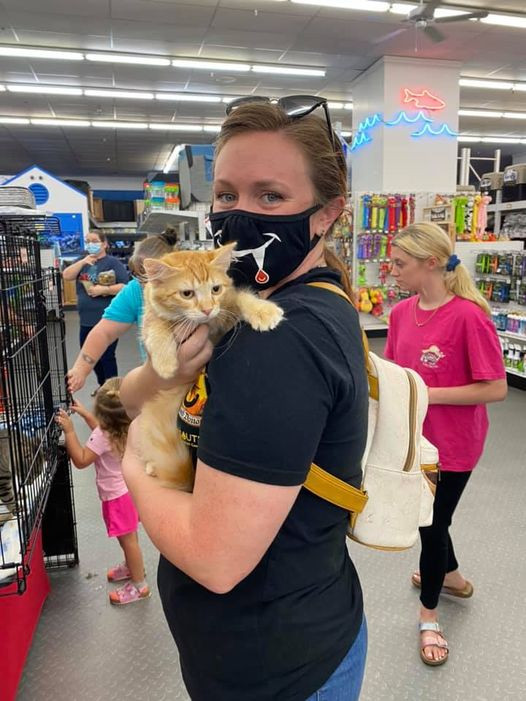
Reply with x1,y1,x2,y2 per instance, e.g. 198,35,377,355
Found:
79,325,118,387
304,617,367,701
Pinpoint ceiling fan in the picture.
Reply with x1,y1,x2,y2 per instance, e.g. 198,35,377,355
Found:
374,1,489,45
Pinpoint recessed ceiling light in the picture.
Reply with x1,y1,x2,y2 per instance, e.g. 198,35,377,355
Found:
85,89,154,100
92,121,149,129
328,102,344,109
173,59,251,72
86,53,170,66
512,83,526,92
291,0,389,11
31,118,91,127
251,65,325,77
7,84,83,96
155,93,222,103
458,109,503,118
0,117,30,124
459,78,514,90
458,136,482,143
0,46,83,60
341,130,352,137
503,112,526,119
149,123,204,131
203,125,222,133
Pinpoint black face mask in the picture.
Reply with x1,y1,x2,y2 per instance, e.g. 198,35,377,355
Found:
208,205,321,290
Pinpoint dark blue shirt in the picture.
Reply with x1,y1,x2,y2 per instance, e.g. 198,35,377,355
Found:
74,254,129,327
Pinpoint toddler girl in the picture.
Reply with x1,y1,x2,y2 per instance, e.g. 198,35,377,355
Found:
56,378,150,605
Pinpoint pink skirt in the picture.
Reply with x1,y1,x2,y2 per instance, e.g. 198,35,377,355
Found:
101,491,139,538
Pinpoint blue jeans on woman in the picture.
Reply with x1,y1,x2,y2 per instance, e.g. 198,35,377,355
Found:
304,617,367,701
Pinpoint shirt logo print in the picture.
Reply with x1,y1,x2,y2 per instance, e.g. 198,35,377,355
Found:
420,345,445,368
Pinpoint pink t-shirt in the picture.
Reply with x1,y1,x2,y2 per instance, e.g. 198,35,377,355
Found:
385,296,505,472
87,426,128,501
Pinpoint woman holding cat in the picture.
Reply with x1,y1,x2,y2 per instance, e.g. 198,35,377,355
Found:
67,231,178,394
121,98,368,700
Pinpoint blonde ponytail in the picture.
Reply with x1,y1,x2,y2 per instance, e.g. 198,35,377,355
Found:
393,223,491,317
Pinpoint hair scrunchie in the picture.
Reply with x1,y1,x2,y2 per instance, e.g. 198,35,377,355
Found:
446,254,461,272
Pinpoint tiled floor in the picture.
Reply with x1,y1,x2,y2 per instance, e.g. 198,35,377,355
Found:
17,313,526,700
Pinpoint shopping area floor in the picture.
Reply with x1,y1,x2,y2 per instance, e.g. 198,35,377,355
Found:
17,311,526,701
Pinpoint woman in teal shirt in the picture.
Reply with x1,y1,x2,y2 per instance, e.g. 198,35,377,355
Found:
67,232,176,393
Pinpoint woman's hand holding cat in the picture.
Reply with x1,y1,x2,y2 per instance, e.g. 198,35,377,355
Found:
120,325,213,417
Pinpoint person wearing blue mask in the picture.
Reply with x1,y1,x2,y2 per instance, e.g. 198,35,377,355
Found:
120,97,368,701
63,230,129,394
66,231,178,394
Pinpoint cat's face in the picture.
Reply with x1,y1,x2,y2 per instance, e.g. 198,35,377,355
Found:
143,244,235,323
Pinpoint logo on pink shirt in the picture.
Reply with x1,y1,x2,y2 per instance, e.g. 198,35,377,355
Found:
420,345,446,368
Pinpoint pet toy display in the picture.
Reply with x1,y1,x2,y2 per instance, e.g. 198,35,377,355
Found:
355,192,416,320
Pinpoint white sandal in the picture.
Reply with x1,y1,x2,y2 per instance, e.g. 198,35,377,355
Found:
419,621,449,666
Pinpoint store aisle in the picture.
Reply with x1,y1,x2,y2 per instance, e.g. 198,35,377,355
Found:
17,321,526,701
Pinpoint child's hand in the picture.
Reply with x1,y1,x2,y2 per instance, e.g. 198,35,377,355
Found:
70,399,88,417
55,408,74,434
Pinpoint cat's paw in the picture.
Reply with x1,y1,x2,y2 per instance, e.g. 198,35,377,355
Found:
248,301,284,332
145,462,157,477
151,355,179,380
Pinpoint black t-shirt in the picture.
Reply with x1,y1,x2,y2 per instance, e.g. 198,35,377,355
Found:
74,254,129,327
159,268,369,701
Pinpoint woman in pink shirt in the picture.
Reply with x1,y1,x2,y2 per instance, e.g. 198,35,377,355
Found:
385,222,507,666
56,378,150,605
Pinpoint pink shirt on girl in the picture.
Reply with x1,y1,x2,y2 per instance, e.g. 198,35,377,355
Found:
87,426,128,501
385,296,505,472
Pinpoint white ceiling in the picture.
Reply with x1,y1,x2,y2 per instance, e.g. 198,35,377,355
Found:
1,0,526,176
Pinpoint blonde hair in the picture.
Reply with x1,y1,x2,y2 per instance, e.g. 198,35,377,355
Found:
215,103,354,300
393,222,491,316
128,228,178,280
93,377,131,458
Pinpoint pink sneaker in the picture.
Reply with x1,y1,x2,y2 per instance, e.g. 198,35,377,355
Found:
107,563,131,582
109,582,151,606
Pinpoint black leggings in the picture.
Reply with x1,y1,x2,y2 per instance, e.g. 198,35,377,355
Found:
419,470,471,610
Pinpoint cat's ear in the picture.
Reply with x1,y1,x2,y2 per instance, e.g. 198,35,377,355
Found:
211,242,236,272
143,257,178,285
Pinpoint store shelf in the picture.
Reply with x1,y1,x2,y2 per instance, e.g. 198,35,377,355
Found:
138,209,206,237
487,200,526,213
497,330,526,341
505,367,526,378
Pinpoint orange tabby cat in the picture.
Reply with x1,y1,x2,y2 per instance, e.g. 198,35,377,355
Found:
139,242,284,490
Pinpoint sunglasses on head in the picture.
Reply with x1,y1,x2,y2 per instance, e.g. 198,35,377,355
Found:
225,94,336,149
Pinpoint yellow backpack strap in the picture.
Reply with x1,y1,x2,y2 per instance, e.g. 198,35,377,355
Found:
304,463,368,514
306,282,378,400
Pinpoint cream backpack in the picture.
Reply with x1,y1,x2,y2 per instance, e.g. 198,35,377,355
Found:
303,282,438,551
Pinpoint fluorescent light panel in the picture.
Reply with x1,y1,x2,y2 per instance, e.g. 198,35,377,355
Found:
149,123,204,131
31,118,90,127
458,109,503,118
291,1,389,11
251,65,325,76
389,3,417,14
0,117,30,124
155,93,222,103
481,14,526,29
459,78,514,90
85,89,154,100
92,121,148,129
7,84,82,95
163,144,185,174
173,59,250,72
0,46,83,60
86,52,170,66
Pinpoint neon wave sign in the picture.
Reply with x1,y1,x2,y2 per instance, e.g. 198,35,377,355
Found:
350,87,457,152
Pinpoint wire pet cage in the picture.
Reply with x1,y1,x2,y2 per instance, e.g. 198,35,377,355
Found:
0,223,77,596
